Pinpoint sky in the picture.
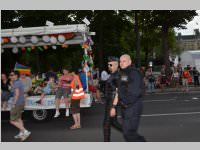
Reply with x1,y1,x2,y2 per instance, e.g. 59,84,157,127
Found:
175,10,200,35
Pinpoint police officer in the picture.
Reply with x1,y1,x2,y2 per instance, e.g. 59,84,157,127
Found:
118,54,146,142
103,56,122,142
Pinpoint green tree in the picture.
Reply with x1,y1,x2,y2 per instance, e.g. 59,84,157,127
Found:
150,10,197,65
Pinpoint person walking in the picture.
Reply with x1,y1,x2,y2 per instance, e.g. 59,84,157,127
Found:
117,54,146,142
9,71,31,141
69,71,85,129
103,56,122,142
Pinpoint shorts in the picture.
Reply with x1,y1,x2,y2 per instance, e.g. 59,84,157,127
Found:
55,87,70,99
89,85,97,93
71,100,80,114
42,88,51,94
10,105,24,121
1,91,10,102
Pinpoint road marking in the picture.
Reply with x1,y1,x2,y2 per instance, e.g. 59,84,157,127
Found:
144,98,200,103
142,111,200,117
192,97,199,100
144,99,176,102
147,90,200,95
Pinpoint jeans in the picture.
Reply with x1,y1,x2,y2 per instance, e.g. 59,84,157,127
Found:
147,81,154,93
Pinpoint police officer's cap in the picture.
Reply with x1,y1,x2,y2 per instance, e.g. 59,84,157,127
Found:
108,56,119,62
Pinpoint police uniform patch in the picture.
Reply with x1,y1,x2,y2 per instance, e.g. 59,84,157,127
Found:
121,75,128,82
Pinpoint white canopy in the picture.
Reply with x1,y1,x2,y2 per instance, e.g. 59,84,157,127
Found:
1,24,94,48
1,24,89,37
180,50,200,72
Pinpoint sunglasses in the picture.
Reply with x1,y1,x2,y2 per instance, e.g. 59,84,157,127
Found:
108,64,113,67
10,74,14,76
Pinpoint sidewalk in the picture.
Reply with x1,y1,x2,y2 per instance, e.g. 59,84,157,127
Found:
146,86,200,94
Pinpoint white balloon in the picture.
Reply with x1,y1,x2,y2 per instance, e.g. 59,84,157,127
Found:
58,35,65,43
19,36,26,43
52,46,57,50
1,49,4,53
84,65,89,72
12,47,18,54
50,36,57,44
31,36,39,43
42,35,50,43
10,36,18,43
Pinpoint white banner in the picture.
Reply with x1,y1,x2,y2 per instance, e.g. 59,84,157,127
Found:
2,93,93,111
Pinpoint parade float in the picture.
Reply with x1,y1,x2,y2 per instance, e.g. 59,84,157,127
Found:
1,23,95,121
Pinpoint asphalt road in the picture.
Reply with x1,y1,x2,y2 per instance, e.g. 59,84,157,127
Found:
1,91,200,142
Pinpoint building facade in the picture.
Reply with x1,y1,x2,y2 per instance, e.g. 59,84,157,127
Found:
176,29,200,50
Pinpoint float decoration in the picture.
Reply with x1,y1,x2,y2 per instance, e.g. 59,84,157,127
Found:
52,46,57,50
37,46,44,51
27,47,32,52
10,36,18,43
21,47,26,52
19,36,26,43
12,47,18,54
14,62,31,75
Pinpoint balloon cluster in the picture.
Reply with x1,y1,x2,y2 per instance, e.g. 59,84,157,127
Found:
1,33,74,54
82,38,94,70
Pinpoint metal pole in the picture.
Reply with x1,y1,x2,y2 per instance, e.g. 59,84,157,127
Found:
83,33,89,93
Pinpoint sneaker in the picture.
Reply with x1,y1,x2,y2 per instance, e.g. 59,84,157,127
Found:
54,112,60,118
65,109,69,116
20,131,31,142
14,132,23,139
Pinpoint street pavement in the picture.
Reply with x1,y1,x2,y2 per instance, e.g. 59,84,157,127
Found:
1,88,200,142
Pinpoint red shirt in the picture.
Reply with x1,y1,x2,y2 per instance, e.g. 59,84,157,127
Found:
58,75,73,89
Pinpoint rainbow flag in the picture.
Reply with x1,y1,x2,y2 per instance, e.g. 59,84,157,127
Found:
14,62,31,75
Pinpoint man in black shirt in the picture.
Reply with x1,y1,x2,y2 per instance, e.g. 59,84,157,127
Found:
103,56,122,142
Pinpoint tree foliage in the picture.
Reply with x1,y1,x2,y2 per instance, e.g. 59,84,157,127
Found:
1,10,198,73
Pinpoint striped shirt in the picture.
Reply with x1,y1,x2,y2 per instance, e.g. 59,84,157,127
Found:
58,75,73,89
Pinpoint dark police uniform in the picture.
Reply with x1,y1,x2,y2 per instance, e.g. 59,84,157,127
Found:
103,70,122,142
118,65,146,142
